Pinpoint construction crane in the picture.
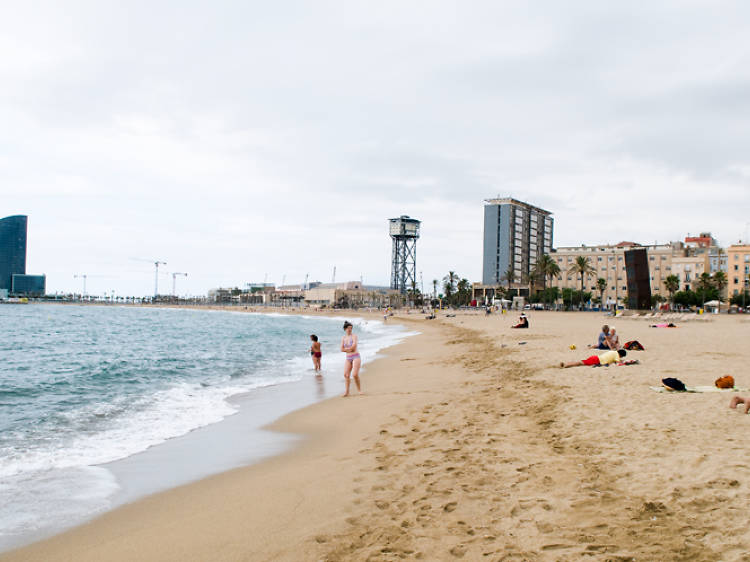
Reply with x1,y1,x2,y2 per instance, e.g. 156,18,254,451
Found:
74,274,87,297
130,258,167,297
172,272,187,296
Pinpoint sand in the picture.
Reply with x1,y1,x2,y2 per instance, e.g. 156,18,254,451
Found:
3,310,750,561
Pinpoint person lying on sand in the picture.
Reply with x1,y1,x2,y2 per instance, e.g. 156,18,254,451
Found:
729,396,750,414
650,323,677,328
560,349,626,368
588,325,610,349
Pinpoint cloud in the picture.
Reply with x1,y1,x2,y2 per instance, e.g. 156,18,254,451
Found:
2,1,749,295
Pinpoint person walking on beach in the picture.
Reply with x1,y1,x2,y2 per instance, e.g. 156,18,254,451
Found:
309,334,322,372
341,321,362,397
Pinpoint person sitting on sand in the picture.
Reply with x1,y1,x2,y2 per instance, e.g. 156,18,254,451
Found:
588,325,610,349
511,314,529,329
729,396,750,414
560,349,627,368
309,334,322,372
606,326,621,350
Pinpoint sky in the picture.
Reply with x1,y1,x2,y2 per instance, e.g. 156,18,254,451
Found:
2,1,749,297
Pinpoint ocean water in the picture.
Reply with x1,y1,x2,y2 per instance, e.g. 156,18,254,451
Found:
0,304,413,551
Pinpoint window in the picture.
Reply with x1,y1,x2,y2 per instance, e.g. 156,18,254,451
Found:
734,265,738,271
734,278,739,284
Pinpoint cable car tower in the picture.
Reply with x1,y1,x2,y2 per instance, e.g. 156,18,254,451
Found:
389,215,421,294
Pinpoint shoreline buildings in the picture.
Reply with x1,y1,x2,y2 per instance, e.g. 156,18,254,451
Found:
481,198,553,291
0,215,46,298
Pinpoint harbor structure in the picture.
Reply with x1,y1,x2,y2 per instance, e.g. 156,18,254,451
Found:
389,216,420,295
481,198,553,291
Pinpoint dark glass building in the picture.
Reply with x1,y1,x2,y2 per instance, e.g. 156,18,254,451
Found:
0,215,27,292
12,274,46,296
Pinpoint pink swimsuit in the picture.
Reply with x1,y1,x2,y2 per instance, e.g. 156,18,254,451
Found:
345,336,360,362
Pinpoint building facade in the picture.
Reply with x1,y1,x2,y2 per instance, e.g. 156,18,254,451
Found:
482,198,553,289
549,241,684,307
727,243,750,296
11,274,46,296
0,215,28,292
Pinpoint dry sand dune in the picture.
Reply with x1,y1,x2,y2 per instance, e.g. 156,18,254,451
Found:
4,311,750,561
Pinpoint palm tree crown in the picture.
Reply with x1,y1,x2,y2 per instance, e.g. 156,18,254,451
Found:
567,256,596,295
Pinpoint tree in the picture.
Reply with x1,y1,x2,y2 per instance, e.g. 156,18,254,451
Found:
532,254,561,291
456,278,471,306
443,271,458,306
501,267,515,295
696,272,714,310
567,256,595,308
596,277,607,310
664,274,680,309
713,271,728,309
432,279,438,300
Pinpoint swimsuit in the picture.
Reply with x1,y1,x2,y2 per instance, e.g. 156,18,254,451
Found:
313,352,322,358
344,336,360,362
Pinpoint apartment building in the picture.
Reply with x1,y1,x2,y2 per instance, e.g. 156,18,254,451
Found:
482,198,553,289
549,241,683,307
727,243,750,296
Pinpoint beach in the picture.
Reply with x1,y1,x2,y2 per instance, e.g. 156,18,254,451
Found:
4,310,750,561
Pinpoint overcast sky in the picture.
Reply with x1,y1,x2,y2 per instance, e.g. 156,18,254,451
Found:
3,1,749,296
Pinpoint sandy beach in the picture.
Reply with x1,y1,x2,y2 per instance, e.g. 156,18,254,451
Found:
4,310,750,561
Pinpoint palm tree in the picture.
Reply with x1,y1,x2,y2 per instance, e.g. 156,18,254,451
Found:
664,274,680,310
443,271,458,305
531,254,561,291
596,277,607,310
713,271,727,310
501,267,515,296
457,278,471,306
697,272,714,310
567,256,595,307
432,279,438,300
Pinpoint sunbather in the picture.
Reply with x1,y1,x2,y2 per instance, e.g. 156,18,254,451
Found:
560,349,626,368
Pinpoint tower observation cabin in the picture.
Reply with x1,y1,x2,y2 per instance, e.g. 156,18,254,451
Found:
389,215,421,295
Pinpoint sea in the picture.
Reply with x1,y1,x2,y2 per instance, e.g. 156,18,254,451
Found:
0,304,415,552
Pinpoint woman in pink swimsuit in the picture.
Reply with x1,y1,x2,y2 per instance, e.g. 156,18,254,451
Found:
340,321,362,397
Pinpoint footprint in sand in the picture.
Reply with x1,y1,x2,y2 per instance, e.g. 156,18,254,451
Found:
443,501,458,512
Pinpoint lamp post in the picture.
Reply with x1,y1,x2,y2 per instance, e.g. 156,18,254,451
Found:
612,264,618,314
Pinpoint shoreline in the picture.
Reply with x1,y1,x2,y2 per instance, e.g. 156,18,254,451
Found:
4,311,750,560
0,306,415,555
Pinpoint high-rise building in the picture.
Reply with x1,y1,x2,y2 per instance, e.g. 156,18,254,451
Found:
0,215,28,292
482,198,553,288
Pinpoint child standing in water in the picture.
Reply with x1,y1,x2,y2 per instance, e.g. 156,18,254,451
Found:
309,334,322,372
340,321,362,397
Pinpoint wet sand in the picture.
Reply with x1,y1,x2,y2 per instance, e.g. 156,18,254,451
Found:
4,311,750,561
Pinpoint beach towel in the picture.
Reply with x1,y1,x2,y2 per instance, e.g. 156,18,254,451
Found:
649,385,748,393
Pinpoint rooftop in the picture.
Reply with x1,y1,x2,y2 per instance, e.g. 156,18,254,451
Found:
483,197,552,215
